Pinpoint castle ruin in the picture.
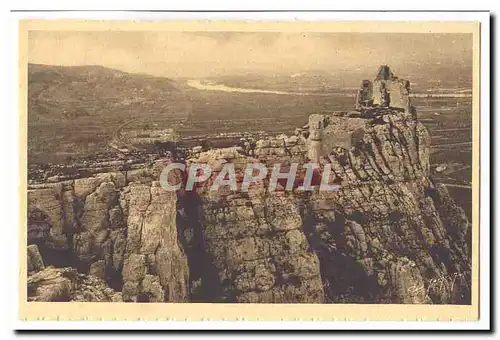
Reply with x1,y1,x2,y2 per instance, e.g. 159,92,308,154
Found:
356,65,412,113
307,65,412,162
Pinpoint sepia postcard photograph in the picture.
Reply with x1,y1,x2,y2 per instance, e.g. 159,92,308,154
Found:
14,14,490,329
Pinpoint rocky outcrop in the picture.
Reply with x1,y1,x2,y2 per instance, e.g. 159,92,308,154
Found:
298,111,470,304
182,185,324,303
27,263,122,302
27,244,45,274
71,273,123,302
28,266,77,302
171,110,470,304
27,169,189,302
26,110,471,304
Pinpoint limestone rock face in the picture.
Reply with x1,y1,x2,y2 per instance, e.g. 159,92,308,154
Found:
26,111,470,304
194,190,325,303
121,182,189,302
28,267,77,302
300,112,470,304
27,172,189,303
27,244,45,274
27,183,69,251
179,111,468,304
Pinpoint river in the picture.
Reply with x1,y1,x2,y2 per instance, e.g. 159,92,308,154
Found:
186,79,472,98
186,79,342,97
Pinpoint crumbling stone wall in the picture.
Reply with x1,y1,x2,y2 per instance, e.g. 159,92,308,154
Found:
355,79,374,109
387,79,411,111
307,114,366,161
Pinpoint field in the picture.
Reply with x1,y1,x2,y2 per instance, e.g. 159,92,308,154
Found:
415,97,472,220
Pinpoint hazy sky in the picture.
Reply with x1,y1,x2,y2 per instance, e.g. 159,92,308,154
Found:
28,31,472,78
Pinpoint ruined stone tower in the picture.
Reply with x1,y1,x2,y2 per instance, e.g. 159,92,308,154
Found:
307,114,366,161
355,65,412,114
372,65,411,112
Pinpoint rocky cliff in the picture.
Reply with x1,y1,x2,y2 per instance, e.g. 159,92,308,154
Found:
27,167,189,302
26,110,471,304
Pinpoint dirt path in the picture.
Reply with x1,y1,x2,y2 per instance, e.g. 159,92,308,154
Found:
110,117,139,151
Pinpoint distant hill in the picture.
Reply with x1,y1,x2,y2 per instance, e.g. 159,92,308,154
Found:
28,64,191,164
28,64,185,118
